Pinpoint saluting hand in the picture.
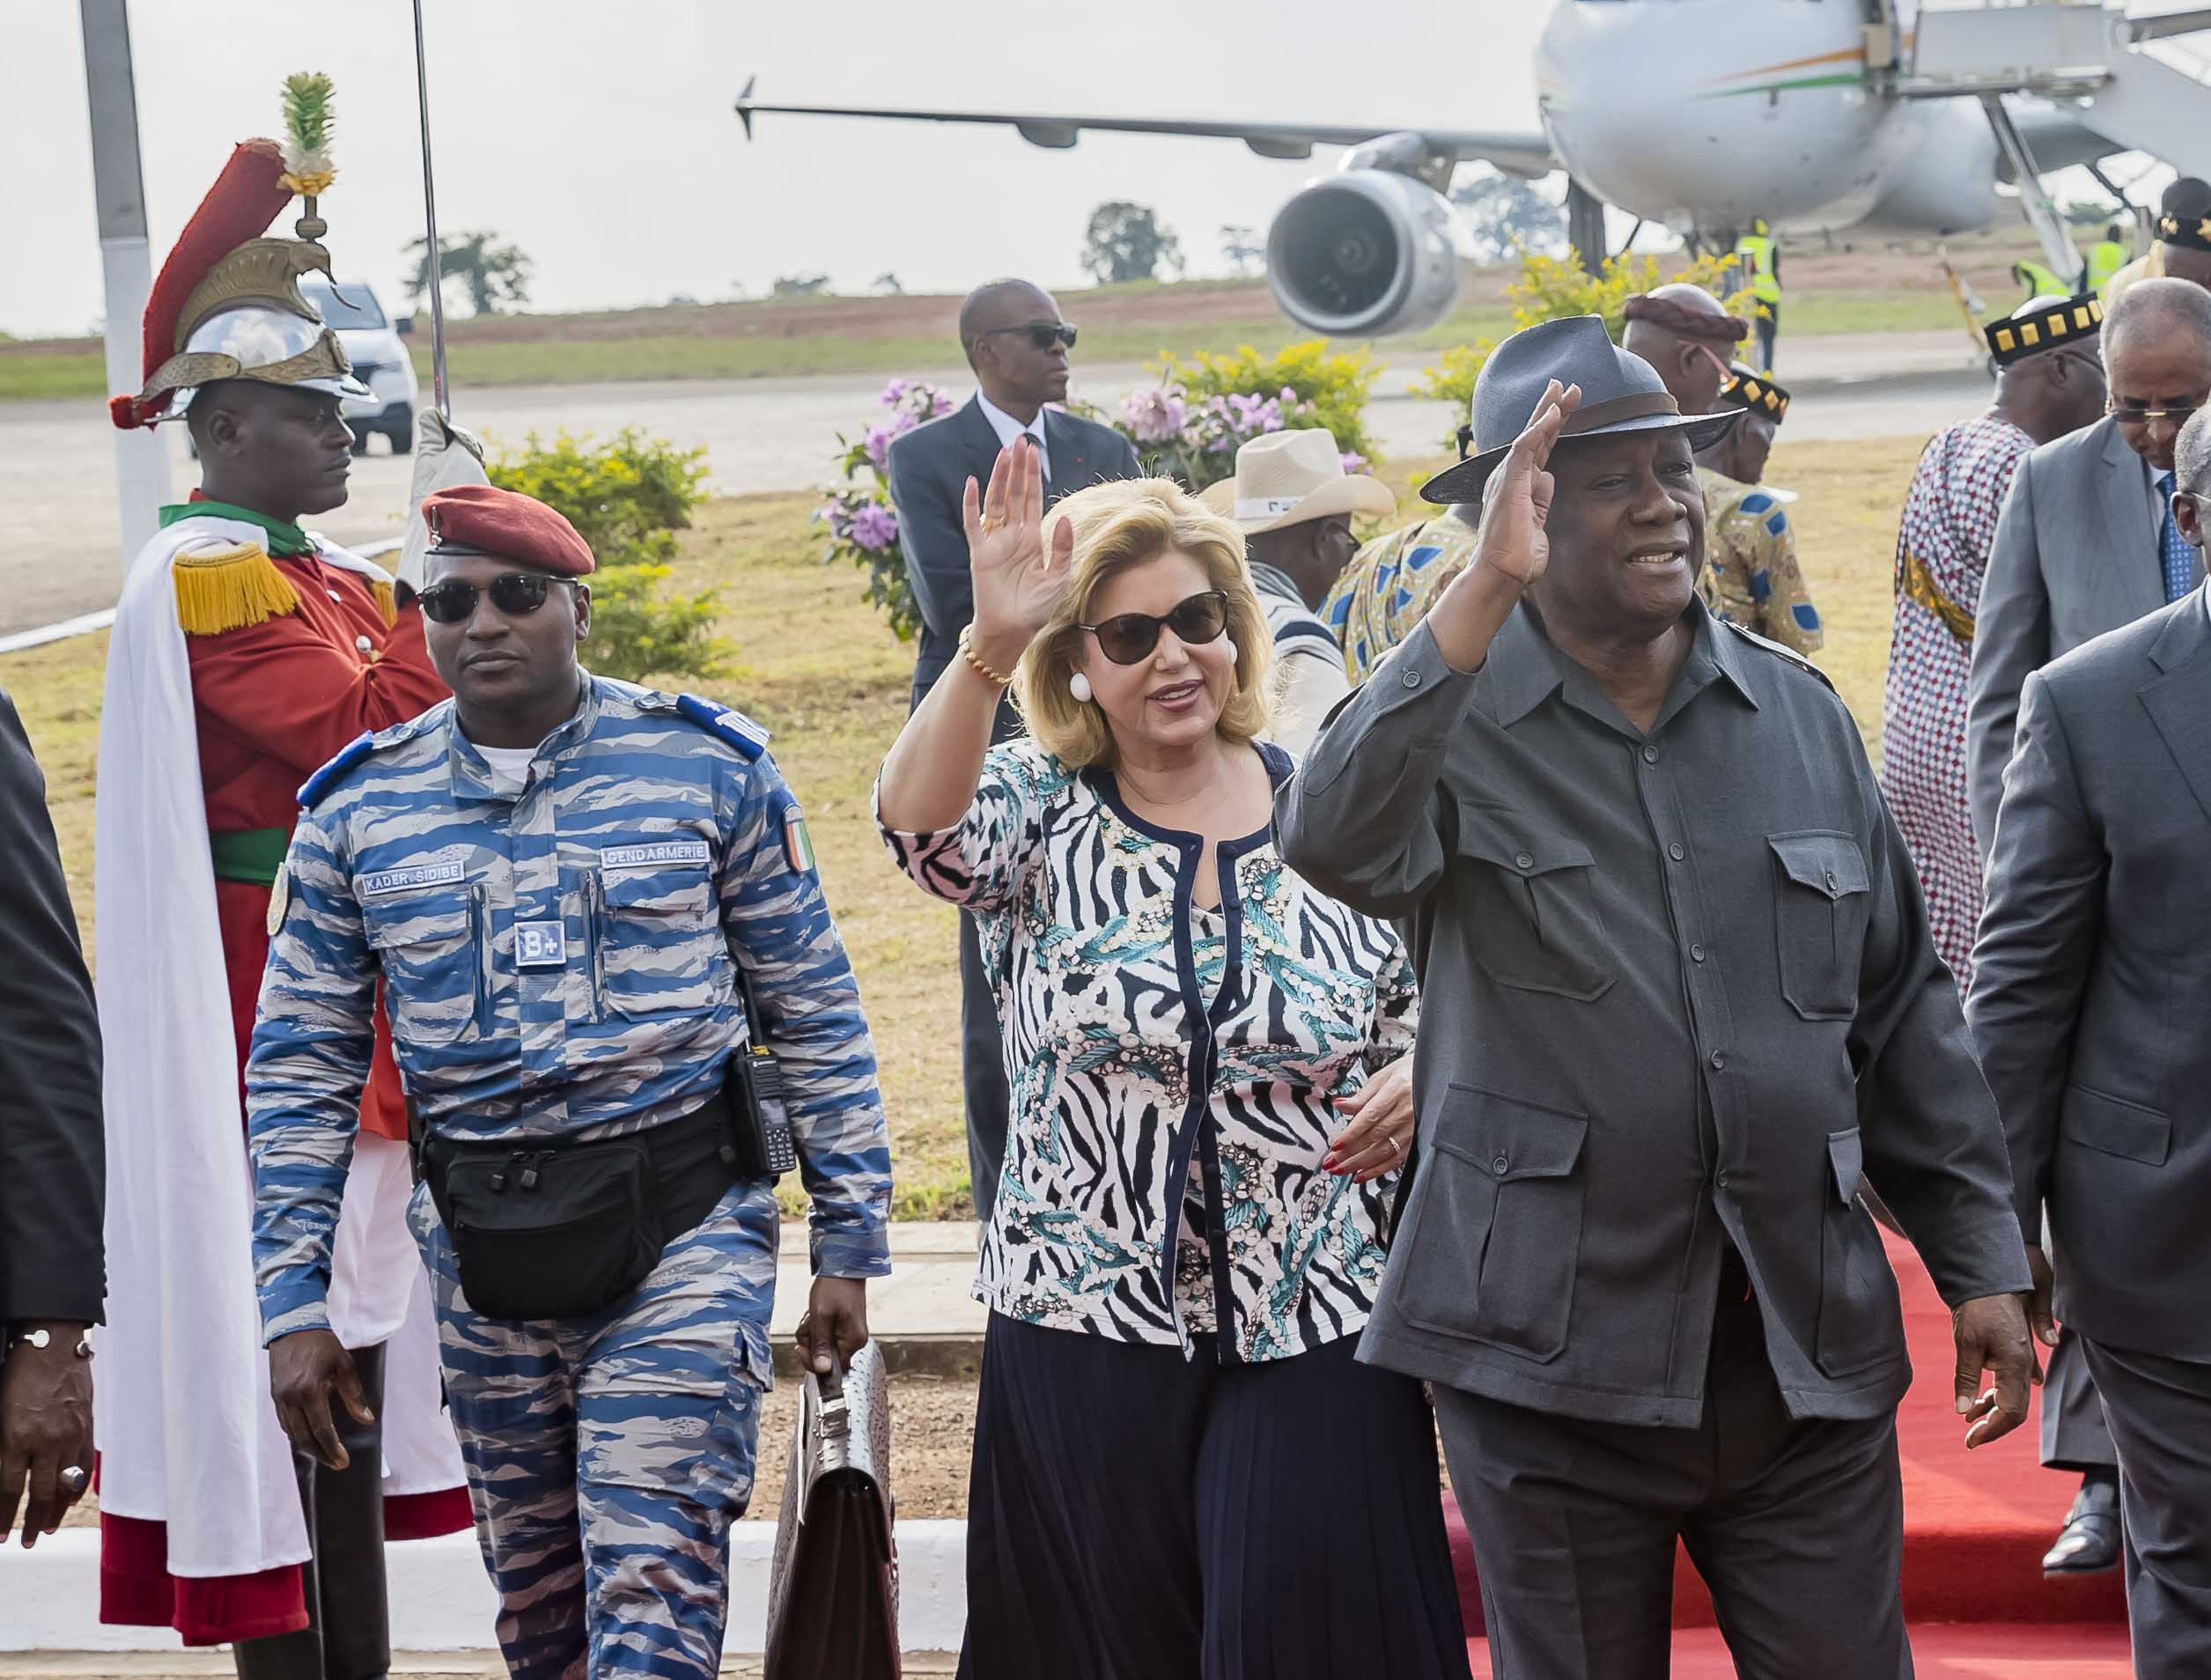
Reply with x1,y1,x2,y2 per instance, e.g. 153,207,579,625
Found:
1472,379,1581,590
963,437,1073,673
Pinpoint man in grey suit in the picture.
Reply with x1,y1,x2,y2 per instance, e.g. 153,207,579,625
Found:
886,279,1139,1220
1964,277,2211,1573
1969,278,2211,851
1968,408,2211,1677
1280,317,2037,1680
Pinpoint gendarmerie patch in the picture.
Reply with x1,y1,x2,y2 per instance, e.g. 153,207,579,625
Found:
599,840,711,873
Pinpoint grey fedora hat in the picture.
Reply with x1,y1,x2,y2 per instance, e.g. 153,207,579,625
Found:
1419,314,1740,505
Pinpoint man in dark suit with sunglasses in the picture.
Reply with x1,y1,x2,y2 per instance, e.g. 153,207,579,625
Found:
887,278,1140,1222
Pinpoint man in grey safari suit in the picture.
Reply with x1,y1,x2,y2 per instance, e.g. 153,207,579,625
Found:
1279,317,2038,1680
885,278,1139,1221
1968,408,2211,1678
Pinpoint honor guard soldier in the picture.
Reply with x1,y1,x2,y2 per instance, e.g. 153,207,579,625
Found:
247,484,892,1680
1695,365,1824,657
93,83,470,1677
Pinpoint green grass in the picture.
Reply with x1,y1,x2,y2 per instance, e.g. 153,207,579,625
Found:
0,433,1930,1216
0,244,2016,406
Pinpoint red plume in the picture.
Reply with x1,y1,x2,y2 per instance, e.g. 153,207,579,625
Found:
114,139,291,429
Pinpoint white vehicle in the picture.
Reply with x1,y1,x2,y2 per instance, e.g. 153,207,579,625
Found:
301,276,417,454
737,0,2211,337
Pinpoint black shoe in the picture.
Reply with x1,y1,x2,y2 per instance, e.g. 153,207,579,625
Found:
2042,1472,2121,1576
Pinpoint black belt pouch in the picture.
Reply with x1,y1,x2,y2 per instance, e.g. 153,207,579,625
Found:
424,1110,728,1321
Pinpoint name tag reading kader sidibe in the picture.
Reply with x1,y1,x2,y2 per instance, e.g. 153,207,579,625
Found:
514,920,569,969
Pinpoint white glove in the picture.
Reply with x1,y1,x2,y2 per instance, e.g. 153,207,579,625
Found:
396,409,490,593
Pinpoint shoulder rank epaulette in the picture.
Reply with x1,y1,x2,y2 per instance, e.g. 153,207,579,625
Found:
671,693,770,762
1721,619,1836,691
173,542,301,636
298,732,376,808
296,711,442,808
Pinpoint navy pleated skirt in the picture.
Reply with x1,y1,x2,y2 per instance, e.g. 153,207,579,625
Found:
959,1312,1471,1680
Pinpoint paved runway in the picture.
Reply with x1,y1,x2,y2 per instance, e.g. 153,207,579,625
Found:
0,331,1990,636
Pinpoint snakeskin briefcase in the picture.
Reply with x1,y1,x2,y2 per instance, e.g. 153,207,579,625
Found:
763,1340,899,1678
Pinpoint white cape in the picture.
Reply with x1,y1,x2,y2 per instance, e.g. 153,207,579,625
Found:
92,516,464,1581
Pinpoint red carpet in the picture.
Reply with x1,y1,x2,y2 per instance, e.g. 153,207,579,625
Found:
1449,1232,2132,1671
1468,1625,2134,1677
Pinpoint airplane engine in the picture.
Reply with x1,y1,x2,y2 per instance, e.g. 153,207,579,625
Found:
1859,105,1999,237
1265,169,1459,338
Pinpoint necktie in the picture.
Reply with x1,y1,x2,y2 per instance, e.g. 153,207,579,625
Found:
2157,472,2198,603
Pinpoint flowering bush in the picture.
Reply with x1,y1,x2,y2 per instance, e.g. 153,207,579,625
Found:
1110,338,1382,492
1412,248,1751,451
817,379,956,642
488,428,726,686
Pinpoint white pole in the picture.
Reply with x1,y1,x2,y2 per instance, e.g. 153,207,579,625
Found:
79,0,171,575
412,0,452,418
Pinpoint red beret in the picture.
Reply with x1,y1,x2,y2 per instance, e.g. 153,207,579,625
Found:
422,483,595,576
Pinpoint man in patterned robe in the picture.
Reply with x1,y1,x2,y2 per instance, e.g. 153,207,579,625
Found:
1879,292,2113,1578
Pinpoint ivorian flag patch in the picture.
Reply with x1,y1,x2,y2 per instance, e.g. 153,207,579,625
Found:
782,805,816,875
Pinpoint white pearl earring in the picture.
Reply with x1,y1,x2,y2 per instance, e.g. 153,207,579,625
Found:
1069,671,1094,704
1225,639,1239,663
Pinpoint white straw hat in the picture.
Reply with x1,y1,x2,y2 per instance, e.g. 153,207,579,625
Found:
1199,428,1397,534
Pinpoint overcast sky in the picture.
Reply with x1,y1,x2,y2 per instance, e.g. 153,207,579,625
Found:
1,0,1555,338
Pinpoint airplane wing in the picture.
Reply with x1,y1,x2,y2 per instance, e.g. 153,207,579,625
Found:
733,80,1557,179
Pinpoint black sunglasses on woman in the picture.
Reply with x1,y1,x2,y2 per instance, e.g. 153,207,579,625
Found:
1077,590,1229,665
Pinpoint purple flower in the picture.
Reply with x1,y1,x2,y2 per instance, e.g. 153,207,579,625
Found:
882,378,909,404
1279,386,1298,402
1339,452,1369,475
864,425,895,473
822,499,854,541
849,501,899,552
1120,387,1190,445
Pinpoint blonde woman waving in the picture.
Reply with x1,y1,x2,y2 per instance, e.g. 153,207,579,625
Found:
877,440,1468,1680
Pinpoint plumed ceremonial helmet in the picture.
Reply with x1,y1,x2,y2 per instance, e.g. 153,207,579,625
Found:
109,74,369,430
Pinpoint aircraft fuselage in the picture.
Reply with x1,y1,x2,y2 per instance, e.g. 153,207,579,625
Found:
1536,0,1991,239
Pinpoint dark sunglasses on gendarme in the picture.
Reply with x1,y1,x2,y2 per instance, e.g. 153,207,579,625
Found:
1078,590,1228,666
416,573,577,624
982,321,1079,352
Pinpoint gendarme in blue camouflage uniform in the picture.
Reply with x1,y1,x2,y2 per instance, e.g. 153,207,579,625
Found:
246,484,890,1679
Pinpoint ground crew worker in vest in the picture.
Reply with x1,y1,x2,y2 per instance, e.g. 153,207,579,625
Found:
2085,224,2129,297
2013,257,2081,307
246,483,893,1680
1735,217,1783,370
1695,365,1824,656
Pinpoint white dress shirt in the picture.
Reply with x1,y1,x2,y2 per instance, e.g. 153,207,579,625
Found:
977,392,1050,482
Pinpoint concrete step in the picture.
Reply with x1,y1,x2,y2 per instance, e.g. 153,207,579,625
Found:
0,1527,971,1659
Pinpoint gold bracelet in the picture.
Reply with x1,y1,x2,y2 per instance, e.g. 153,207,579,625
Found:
959,624,1013,688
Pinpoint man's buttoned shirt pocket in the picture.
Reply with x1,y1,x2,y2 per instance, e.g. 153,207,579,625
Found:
1768,831,1871,1021
362,877,486,1048
1392,1083,1589,1364
591,852,726,1020
1453,802,1616,1004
